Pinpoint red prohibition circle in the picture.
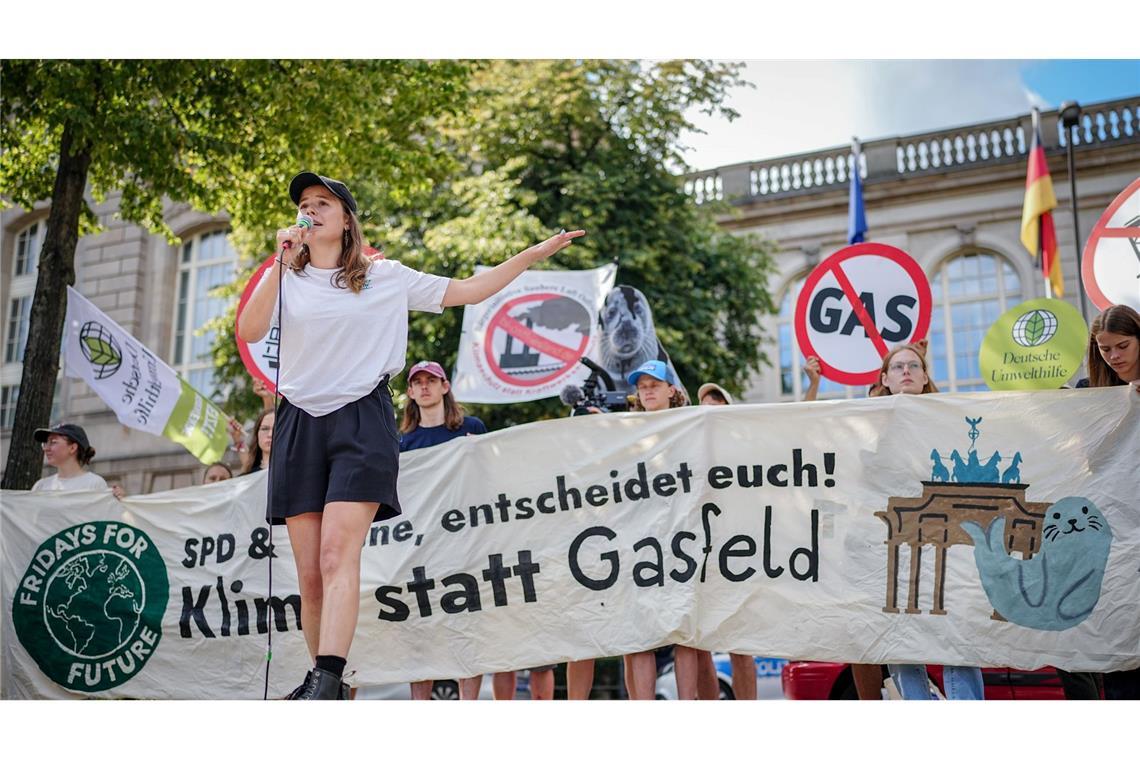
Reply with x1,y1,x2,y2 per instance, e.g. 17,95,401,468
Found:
482,293,590,387
793,242,932,386
1082,177,1140,311
235,247,384,393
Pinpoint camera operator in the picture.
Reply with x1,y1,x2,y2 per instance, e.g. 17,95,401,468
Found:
560,357,631,416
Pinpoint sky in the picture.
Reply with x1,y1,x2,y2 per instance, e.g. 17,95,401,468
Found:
681,60,1140,171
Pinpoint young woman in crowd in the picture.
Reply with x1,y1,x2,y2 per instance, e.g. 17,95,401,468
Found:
239,408,274,476
1080,304,1140,391
237,171,583,700
31,423,109,492
868,342,984,700
1073,304,1140,699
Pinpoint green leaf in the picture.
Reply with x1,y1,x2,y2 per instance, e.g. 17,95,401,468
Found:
83,336,119,364
1026,311,1046,345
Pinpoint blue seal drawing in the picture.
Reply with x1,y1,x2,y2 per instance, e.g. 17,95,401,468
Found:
962,497,1112,631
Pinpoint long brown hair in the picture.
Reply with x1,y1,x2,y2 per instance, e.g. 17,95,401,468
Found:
870,343,940,396
282,200,369,292
400,384,467,433
243,408,274,474
1087,305,1140,387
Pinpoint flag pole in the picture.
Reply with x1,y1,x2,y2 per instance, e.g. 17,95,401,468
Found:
1060,101,1090,319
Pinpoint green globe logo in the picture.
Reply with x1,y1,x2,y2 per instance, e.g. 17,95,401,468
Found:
44,552,145,658
12,522,168,693
79,321,122,379
1011,309,1058,347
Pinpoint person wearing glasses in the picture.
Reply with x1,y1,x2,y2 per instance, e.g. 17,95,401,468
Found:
870,343,984,700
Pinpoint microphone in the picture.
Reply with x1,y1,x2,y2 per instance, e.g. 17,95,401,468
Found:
559,384,585,407
281,214,314,251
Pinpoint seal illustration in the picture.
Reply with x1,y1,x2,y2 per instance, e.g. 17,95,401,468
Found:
962,496,1112,631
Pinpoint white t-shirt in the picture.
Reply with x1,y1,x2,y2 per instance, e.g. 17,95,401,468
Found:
32,471,110,492
263,259,450,416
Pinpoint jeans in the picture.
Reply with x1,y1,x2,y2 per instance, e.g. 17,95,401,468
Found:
888,664,984,700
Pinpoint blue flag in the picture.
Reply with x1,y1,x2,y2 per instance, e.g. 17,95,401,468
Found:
847,142,867,244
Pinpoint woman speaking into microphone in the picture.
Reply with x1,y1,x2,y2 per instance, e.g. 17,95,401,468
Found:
238,171,584,699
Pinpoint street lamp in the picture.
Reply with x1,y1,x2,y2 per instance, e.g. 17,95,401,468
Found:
1059,101,1090,319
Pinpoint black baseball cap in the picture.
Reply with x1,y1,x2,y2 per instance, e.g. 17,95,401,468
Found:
289,172,358,215
34,423,91,451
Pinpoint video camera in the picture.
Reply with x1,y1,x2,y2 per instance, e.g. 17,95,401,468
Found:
559,357,631,415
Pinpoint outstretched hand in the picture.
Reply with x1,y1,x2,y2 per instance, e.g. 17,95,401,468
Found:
529,229,586,261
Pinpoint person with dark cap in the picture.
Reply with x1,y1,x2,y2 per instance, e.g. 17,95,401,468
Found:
237,171,584,700
32,424,109,492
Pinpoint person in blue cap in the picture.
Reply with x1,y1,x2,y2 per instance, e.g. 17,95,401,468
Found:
623,359,705,698
627,359,687,412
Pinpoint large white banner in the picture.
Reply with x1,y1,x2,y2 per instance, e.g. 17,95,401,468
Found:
64,287,230,464
451,264,617,403
3,387,1138,699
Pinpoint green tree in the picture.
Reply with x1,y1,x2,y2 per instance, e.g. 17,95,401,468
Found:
387,60,778,429
1,59,469,488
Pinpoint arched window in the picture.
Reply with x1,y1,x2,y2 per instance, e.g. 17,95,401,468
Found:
928,250,1024,392
777,276,857,400
171,230,237,401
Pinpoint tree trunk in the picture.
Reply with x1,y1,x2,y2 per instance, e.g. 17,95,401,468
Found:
1,123,92,490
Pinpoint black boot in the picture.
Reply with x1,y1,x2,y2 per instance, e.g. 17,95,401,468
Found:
284,670,312,700
290,668,343,700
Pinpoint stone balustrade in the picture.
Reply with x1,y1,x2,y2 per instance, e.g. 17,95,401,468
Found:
684,97,1139,205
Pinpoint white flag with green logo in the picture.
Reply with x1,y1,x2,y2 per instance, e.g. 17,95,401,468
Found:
64,286,229,464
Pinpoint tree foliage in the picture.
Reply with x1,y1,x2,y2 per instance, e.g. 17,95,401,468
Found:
385,60,779,429
0,59,470,486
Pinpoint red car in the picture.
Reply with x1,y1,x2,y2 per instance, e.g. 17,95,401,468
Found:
781,661,1077,700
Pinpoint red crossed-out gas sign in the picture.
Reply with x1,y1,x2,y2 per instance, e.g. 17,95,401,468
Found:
794,243,933,386
1082,177,1140,311
483,292,591,387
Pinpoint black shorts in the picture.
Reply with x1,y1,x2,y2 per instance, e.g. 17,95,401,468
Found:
267,379,401,525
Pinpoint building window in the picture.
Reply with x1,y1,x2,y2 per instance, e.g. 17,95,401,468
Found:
171,230,237,401
13,221,43,277
5,220,43,368
929,251,1024,392
4,295,31,364
1,384,18,429
777,276,857,400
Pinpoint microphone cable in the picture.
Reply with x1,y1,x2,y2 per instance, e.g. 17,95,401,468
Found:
263,240,288,699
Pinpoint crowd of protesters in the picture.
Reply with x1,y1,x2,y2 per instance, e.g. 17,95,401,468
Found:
17,290,1138,701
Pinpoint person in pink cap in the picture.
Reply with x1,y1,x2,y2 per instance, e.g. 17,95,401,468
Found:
398,361,486,450
401,360,479,700
399,360,487,699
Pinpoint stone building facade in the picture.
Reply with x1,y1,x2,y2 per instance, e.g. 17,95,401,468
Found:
684,97,1139,402
2,97,1138,493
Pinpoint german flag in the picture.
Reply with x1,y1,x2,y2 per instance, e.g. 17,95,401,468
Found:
1019,113,1063,296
